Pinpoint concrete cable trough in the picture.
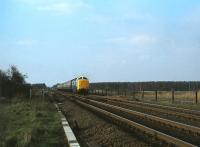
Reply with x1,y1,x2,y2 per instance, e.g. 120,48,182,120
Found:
55,103,80,147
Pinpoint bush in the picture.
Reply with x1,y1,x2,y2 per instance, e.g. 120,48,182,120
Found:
0,65,30,98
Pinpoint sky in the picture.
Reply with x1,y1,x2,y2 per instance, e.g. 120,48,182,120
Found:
0,0,200,86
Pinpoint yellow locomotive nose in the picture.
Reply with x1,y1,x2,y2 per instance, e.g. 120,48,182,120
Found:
78,79,89,89
77,76,89,94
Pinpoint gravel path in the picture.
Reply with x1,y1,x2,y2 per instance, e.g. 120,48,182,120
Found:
61,99,149,147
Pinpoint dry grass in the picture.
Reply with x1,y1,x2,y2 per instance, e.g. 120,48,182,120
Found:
0,97,66,147
134,91,199,104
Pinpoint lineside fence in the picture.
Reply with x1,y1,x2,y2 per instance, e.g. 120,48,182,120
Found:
89,89,199,104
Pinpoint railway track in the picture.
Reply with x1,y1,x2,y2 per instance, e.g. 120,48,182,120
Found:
86,95,200,116
56,92,200,146
84,96,200,127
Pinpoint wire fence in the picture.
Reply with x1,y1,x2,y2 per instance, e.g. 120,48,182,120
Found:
89,89,199,104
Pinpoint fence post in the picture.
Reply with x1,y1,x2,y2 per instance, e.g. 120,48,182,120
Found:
142,90,144,99
195,90,198,104
106,89,107,96
0,84,1,97
29,88,32,100
133,90,135,98
42,89,44,99
172,89,174,103
155,90,158,101
118,88,119,95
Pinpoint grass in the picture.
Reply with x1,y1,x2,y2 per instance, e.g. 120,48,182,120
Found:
0,97,66,147
104,90,200,111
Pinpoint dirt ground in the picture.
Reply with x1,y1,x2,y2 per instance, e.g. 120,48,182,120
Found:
61,99,150,147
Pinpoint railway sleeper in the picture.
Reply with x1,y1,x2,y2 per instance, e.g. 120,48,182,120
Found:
78,98,200,146
105,100,200,123
74,100,194,147
75,101,171,147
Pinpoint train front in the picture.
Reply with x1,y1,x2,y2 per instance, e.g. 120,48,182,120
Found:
77,76,89,94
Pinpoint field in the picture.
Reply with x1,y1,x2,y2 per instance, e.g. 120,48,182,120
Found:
91,90,200,110
0,97,66,147
134,91,199,102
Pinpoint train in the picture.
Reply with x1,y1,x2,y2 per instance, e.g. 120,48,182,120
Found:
57,76,89,94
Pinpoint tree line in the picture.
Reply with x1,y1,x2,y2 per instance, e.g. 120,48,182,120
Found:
0,66,30,98
90,81,200,92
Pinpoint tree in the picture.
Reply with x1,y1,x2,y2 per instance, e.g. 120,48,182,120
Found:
8,65,26,84
0,66,29,98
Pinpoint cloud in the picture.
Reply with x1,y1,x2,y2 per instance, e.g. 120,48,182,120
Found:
107,34,157,46
182,6,200,24
16,39,38,46
37,2,89,14
83,15,111,24
130,34,157,46
17,0,89,14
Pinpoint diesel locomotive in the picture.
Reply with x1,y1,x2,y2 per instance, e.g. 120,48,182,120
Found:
57,76,89,94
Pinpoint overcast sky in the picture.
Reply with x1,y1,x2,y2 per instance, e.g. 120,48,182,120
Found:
0,0,200,86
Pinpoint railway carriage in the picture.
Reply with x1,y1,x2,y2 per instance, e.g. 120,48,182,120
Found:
57,76,89,94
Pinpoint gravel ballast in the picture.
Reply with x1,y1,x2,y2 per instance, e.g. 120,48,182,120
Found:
61,99,149,147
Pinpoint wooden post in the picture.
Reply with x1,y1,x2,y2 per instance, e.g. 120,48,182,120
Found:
29,88,32,100
155,90,158,101
106,89,107,96
195,90,198,104
118,88,119,95
142,90,144,99
42,89,45,99
172,89,174,103
0,84,2,97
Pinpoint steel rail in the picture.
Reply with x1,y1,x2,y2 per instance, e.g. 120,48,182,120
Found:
85,94,200,116
103,97,200,116
76,100,196,147
105,99,200,122
80,98,200,135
